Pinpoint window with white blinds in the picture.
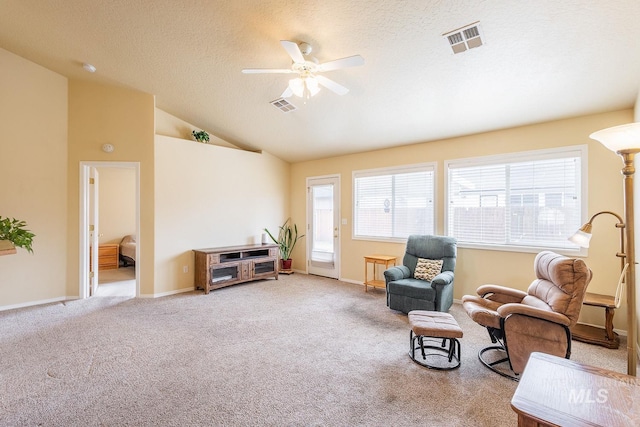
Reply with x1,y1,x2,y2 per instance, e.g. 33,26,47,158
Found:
445,146,587,252
353,163,436,241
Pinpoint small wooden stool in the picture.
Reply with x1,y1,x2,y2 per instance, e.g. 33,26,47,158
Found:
408,310,463,370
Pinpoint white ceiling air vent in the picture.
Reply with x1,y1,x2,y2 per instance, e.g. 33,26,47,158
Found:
443,22,483,54
270,97,297,113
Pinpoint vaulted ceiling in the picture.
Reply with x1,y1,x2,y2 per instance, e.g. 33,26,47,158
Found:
1,1,639,162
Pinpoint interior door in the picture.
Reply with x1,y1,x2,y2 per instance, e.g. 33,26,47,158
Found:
307,176,340,279
89,167,100,296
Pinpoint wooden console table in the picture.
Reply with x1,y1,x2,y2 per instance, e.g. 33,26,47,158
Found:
572,292,619,349
364,255,397,292
511,352,640,426
193,244,278,294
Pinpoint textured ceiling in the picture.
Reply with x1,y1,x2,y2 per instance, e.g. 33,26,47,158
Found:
1,1,639,162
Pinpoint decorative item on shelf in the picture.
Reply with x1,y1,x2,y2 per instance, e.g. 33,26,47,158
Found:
192,130,210,144
264,218,305,273
589,121,640,376
0,216,35,255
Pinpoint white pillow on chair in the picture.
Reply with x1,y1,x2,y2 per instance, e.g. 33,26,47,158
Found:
414,258,443,281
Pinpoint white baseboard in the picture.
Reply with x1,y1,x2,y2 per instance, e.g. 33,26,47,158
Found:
0,296,71,312
140,286,196,298
340,277,363,286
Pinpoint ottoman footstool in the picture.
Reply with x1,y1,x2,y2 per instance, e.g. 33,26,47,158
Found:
408,310,463,370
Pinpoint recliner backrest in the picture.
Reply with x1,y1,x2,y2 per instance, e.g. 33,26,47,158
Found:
525,250,592,326
403,235,457,275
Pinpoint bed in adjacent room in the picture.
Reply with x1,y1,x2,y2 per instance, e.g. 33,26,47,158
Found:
119,234,136,267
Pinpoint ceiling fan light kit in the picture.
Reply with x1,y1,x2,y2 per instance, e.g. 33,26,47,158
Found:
242,40,364,101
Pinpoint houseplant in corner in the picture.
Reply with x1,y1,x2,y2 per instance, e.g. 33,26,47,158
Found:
264,218,305,272
192,130,210,144
0,216,35,255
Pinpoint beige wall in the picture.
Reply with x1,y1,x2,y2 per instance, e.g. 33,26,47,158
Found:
291,110,633,331
68,81,155,296
96,167,136,244
154,134,290,296
155,108,240,150
0,48,68,308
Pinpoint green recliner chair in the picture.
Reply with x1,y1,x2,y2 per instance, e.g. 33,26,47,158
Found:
384,235,457,313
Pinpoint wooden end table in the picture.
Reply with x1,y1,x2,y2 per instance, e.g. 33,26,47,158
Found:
571,292,620,349
364,255,397,292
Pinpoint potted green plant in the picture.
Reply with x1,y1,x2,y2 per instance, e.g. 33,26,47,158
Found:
264,218,305,271
0,216,35,254
192,130,210,143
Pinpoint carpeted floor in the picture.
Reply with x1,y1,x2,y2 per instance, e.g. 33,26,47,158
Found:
0,274,630,426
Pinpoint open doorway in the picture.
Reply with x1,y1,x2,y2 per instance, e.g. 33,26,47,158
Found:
80,162,140,299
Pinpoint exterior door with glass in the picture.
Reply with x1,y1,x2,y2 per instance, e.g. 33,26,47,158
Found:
307,176,340,279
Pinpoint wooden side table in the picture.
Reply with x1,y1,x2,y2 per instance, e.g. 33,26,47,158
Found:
571,292,619,349
511,352,640,426
364,255,397,292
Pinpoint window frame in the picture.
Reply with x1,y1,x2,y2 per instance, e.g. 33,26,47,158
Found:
352,162,437,243
444,145,588,255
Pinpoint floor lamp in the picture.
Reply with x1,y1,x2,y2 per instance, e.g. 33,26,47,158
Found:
568,211,624,348
590,122,640,377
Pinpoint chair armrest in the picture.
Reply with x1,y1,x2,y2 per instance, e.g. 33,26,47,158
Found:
431,270,454,287
477,284,527,304
384,265,411,283
497,303,571,327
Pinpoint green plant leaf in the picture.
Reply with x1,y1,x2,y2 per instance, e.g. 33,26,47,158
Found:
0,216,35,253
264,218,305,260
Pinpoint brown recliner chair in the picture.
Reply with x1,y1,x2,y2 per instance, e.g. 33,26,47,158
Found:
462,251,592,380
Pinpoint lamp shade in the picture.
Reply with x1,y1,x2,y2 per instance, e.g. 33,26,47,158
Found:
568,229,592,248
306,77,320,96
590,122,640,152
288,78,304,98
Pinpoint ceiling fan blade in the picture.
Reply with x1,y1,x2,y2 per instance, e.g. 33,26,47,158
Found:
315,75,349,95
241,68,295,74
280,40,305,64
281,86,293,98
318,55,364,72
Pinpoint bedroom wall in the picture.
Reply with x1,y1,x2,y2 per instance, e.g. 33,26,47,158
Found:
153,134,290,296
290,109,633,332
96,167,136,244
68,80,155,296
0,48,68,309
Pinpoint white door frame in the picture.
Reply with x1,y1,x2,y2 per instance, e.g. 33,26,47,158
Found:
79,161,141,299
89,167,100,295
306,174,340,279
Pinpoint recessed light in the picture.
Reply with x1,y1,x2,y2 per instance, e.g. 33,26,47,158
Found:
83,63,96,73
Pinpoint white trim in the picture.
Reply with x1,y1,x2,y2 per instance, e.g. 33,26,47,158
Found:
0,296,76,312
340,277,363,286
140,287,195,298
306,174,341,279
79,161,141,299
445,145,587,169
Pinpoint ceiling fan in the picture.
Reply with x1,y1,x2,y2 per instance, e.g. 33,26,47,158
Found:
242,40,364,100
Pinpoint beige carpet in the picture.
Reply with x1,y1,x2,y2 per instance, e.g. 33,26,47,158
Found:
0,274,630,426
